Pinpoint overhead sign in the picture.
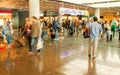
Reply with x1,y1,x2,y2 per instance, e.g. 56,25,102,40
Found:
59,7,89,16
0,10,12,13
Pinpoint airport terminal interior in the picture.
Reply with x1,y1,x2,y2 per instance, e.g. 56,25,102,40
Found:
0,0,120,75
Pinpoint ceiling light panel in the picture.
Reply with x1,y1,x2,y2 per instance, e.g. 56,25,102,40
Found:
60,0,116,4
86,2,120,8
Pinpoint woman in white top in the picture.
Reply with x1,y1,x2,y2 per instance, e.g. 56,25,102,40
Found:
106,21,112,41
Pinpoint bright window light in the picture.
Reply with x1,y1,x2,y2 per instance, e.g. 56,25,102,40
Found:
86,2,120,8
0,19,4,26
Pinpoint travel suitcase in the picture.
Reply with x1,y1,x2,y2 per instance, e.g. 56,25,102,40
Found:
15,38,26,47
69,28,73,36
70,30,73,36
51,33,55,39
83,29,90,38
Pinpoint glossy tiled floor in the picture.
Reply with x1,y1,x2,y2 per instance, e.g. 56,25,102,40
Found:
0,33,120,75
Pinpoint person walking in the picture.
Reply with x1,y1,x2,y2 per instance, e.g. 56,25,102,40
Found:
29,16,40,55
89,17,103,59
36,17,45,54
52,17,60,40
69,18,75,36
24,17,31,51
117,19,120,41
2,18,13,48
104,21,112,41
107,24,112,42
111,18,118,37
75,19,79,36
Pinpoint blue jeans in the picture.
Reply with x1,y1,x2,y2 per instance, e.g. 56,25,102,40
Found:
5,34,11,44
55,30,58,39
30,37,38,52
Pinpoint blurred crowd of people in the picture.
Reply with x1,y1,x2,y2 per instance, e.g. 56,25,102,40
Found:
1,16,120,57
20,16,120,43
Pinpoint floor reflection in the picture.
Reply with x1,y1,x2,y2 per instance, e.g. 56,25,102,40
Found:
32,54,43,74
84,58,97,75
0,35,120,75
3,49,15,73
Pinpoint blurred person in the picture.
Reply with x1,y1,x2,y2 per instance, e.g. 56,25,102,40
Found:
65,19,70,35
65,19,70,31
104,20,108,32
85,18,90,27
52,17,60,40
117,19,120,41
69,18,75,36
36,16,45,54
98,19,105,40
75,18,79,36
107,23,112,42
78,18,83,31
104,20,111,41
62,19,67,36
89,17,103,59
2,18,13,48
104,20,109,39
24,17,31,51
29,16,40,55
40,17,45,41
86,18,93,36
111,18,118,37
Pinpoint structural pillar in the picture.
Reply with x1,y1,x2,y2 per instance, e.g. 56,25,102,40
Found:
29,0,40,18
59,2,64,25
95,8,100,19
59,14,62,25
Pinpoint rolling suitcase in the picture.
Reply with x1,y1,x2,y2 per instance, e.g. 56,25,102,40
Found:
51,33,55,39
83,29,90,38
15,38,26,47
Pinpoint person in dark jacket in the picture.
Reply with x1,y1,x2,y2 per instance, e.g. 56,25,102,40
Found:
52,17,60,40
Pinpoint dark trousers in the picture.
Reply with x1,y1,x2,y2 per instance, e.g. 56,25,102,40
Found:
107,34,112,41
119,32,120,40
27,36,31,50
69,27,73,36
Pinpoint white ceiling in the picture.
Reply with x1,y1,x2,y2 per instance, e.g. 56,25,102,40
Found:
60,0,120,8
86,1,120,8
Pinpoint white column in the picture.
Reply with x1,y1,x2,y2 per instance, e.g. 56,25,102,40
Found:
95,8,100,19
29,0,40,18
59,3,64,25
59,14,62,25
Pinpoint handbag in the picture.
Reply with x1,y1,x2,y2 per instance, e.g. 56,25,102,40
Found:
83,29,90,38
36,37,43,50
